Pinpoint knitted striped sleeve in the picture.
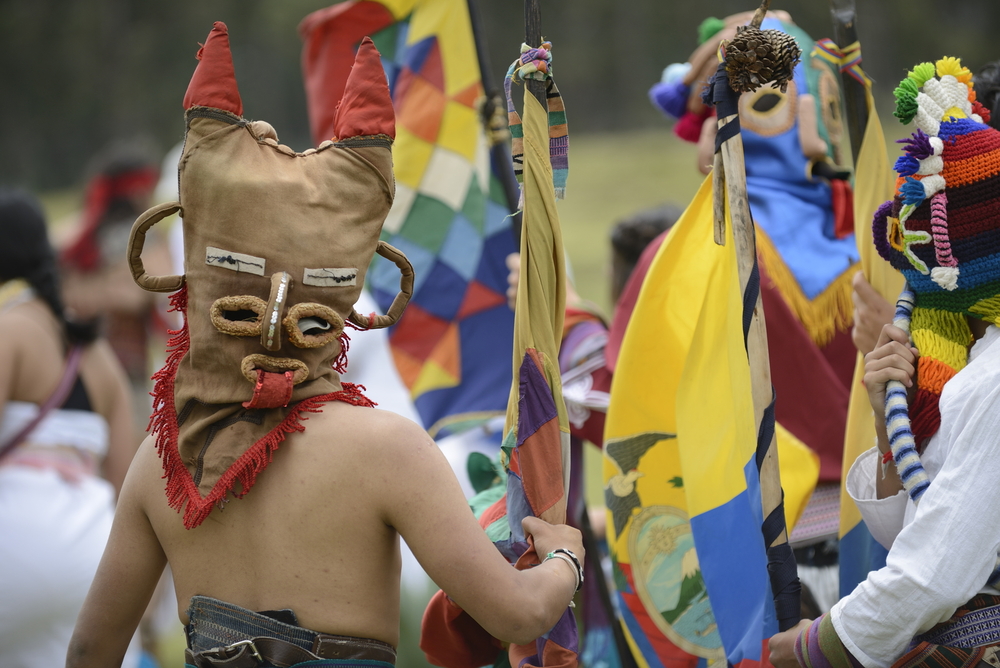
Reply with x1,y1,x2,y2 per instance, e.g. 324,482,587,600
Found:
794,614,864,668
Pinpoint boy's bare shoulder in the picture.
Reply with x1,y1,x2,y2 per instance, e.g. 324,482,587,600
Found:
298,402,435,460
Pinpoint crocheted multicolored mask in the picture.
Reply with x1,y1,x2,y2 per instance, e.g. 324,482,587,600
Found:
873,56,1000,448
127,22,413,527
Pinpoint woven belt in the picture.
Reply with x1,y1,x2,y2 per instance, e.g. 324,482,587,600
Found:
186,632,397,668
916,602,1000,648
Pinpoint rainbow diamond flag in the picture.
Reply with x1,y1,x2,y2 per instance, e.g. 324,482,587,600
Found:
301,0,516,436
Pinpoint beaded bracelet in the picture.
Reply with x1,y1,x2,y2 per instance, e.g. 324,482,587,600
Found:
545,548,584,592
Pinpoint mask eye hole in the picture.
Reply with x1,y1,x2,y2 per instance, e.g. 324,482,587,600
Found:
298,316,333,336
211,296,266,337
284,303,344,349
739,79,797,137
752,93,782,113
225,309,260,323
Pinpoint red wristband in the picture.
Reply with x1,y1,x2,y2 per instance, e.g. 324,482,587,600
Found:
881,450,894,465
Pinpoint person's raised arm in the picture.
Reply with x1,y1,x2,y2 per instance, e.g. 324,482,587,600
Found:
852,272,895,356
67,437,167,668
374,414,582,645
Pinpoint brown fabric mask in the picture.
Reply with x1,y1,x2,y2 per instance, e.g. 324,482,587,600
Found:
128,22,412,528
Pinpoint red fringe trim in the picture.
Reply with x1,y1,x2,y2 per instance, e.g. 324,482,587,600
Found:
334,331,350,374
909,387,942,453
148,287,375,529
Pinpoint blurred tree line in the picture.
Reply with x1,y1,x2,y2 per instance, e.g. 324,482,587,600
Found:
0,0,996,191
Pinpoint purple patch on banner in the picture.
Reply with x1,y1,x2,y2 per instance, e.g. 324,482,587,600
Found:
517,351,557,447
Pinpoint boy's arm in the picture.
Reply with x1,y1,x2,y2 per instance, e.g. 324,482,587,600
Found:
67,438,167,668
375,414,581,646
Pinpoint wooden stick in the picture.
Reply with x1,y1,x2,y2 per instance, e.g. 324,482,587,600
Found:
467,0,523,242
524,0,547,109
716,111,786,548
713,152,727,246
749,0,771,29
829,0,869,166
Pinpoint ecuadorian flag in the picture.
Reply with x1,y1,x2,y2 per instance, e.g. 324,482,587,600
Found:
603,177,818,667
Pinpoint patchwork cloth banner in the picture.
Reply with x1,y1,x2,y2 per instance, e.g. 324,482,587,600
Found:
838,89,901,595
500,85,576,668
603,177,818,668
301,0,516,437
418,68,577,668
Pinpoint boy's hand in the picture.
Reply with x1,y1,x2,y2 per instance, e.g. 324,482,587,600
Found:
768,619,811,668
521,516,584,566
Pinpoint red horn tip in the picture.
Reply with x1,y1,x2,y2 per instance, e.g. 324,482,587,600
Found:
333,36,395,141
183,22,243,116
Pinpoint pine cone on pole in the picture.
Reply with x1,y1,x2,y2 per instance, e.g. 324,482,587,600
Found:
723,0,801,94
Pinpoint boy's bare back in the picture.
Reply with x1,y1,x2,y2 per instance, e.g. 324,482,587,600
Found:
71,401,583,666
137,404,427,645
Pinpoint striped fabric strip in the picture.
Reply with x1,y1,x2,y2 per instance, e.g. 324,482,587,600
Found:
504,45,569,202
794,615,863,668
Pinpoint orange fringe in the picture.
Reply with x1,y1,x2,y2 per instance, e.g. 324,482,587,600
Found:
916,356,955,395
755,229,858,348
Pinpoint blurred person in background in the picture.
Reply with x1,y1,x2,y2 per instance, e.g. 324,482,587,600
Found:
59,142,173,435
0,188,142,668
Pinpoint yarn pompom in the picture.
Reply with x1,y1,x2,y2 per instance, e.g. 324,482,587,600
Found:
895,155,920,176
899,129,935,160
900,176,927,206
698,17,726,45
908,62,936,88
973,100,992,125
936,57,972,85
894,78,920,123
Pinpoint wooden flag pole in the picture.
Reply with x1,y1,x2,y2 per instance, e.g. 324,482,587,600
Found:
717,112,787,546
466,0,523,241
524,0,547,110
716,0,786,548
829,0,868,167
712,0,802,630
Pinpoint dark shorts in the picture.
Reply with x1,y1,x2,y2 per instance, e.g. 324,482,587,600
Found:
185,595,396,668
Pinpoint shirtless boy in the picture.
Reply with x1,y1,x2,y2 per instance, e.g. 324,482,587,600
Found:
66,23,582,668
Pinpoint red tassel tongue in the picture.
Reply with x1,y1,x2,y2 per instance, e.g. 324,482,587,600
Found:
243,370,295,409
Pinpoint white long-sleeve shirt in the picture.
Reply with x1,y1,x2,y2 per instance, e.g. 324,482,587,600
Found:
831,324,1000,668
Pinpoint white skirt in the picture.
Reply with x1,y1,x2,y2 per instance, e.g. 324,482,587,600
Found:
0,465,140,668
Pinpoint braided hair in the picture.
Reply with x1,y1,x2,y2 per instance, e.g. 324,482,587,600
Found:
0,188,98,344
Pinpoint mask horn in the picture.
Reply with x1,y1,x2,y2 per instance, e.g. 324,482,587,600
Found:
348,241,412,330
183,21,243,115
333,37,395,141
128,202,185,293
